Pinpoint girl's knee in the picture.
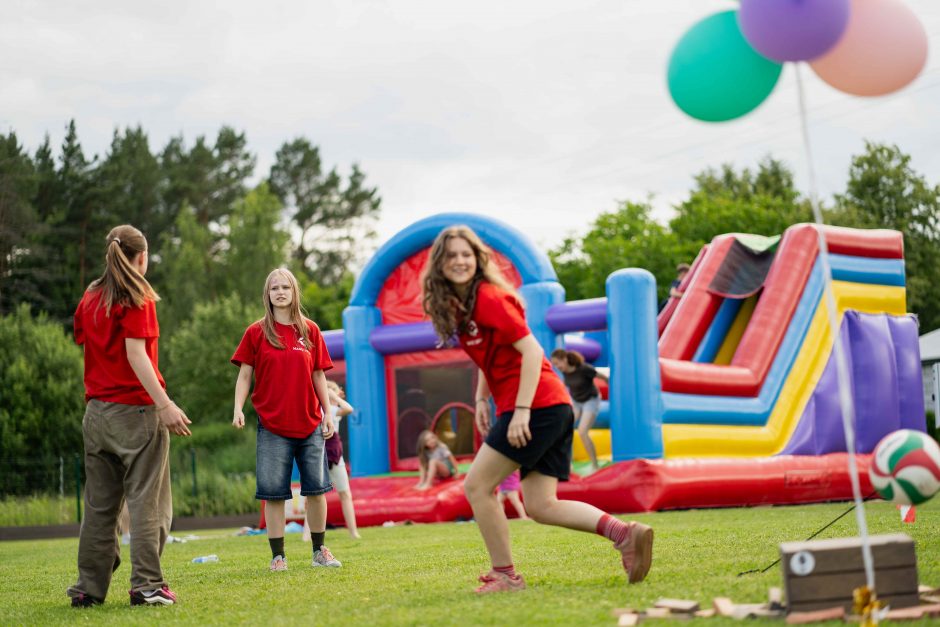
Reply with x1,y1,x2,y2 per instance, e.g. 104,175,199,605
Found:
523,498,551,523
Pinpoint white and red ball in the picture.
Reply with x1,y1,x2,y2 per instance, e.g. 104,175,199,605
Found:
869,429,940,505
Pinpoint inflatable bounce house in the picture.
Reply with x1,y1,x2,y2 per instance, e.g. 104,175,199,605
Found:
311,212,925,527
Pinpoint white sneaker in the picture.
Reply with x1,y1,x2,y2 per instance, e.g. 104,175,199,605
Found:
270,555,288,571
312,545,342,567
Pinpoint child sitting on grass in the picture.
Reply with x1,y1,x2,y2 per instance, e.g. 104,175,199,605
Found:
415,430,459,490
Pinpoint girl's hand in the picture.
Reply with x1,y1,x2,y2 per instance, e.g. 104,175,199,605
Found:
475,400,491,437
322,416,336,439
157,402,192,436
507,408,532,448
232,409,245,429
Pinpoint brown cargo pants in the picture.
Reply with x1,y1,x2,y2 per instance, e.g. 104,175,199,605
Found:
67,399,172,601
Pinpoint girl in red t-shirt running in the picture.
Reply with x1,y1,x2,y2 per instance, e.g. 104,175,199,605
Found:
422,225,653,594
232,268,340,571
68,225,191,609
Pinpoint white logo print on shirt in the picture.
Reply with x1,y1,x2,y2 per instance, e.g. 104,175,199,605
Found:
465,320,482,346
293,337,308,352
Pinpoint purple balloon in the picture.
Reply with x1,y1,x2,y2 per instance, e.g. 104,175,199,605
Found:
739,0,850,62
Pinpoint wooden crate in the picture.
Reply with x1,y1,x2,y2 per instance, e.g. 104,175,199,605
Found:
779,533,920,613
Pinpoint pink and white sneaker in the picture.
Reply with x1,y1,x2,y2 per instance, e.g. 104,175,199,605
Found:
269,555,288,571
614,522,654,584
474,571,526,594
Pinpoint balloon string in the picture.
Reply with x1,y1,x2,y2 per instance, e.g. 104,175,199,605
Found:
795,63,876,598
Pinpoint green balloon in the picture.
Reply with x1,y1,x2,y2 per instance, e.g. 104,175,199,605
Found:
668,10,782,122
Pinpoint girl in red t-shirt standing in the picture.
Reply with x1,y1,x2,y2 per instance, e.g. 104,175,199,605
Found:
232,268,340,571
422,225,654,594
68,225,192,609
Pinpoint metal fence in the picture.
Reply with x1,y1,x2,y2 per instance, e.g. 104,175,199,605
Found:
1,448,253,524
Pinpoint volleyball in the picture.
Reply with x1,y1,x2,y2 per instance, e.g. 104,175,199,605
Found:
869,429,940,505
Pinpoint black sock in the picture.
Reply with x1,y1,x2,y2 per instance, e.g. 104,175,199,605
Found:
269,537,285,559
311,531,325,551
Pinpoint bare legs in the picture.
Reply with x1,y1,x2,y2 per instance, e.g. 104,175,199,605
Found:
416,459,454,490
576,408,600,471
497,490,528,520
463,445,520,567
337,491,361,539
465,444,609,569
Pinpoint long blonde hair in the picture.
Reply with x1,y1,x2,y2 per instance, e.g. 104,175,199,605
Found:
421,225,518,342
260,268,311,349
415,429,436,469
87,225,159,315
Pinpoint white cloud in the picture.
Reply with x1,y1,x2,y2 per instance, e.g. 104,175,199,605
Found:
3,0,938,253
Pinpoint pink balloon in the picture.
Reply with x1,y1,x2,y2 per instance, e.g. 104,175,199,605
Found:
810,0,927,97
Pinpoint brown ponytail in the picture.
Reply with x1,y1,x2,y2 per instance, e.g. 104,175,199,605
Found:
87,225,159,315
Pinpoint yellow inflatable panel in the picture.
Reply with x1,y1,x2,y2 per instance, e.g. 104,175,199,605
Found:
663,281,906,457
714,294,758,365
572,428,611,462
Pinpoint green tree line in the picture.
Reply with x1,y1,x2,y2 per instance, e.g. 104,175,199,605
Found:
0,121,379,492
2,123,938,498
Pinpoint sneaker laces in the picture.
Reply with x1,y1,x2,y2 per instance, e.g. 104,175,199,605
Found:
318,546,335,561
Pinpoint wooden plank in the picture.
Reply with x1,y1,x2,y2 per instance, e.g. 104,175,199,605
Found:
653,599,699,613
617,613,639,626
780,533,915,576
787,566,918,602
610,608,637,618
643,607,674,619
789,592,921,613
785,606,845,624
884,603,940,620
712,597,735,617
693,609,716,618
732,603,778,619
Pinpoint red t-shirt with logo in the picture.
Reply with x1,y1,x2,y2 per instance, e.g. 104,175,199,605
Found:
231,319,333,439
74,289,165,405
458,282,570,415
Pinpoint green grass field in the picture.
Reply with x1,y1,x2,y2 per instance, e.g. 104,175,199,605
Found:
2,499,937,626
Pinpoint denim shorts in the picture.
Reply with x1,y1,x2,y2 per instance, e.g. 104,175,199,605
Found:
255,423,332,500
572,396,601,424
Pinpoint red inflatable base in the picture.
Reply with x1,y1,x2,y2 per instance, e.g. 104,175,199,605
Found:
273,454,873,529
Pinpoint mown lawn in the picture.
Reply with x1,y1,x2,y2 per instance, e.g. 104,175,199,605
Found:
1,499,937,626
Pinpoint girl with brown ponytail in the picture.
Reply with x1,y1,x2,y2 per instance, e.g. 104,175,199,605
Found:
68,225,191,609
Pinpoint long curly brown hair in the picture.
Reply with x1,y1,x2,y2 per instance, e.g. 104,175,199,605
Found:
421,225,518,342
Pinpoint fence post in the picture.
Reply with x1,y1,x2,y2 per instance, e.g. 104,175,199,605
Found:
190,447,197,500
73,453,82,524
59,456,64,497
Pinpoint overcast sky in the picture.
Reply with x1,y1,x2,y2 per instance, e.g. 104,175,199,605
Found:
3,0,938,252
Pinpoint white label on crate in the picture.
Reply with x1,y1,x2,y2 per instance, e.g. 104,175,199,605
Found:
790,551,815,576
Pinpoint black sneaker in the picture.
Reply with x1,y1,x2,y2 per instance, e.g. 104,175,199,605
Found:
129,585,177,606
70,593,103,608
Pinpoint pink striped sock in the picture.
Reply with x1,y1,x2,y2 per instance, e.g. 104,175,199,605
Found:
596,514,629,545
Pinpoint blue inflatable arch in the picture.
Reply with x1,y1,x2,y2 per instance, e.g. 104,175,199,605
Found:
342,212,565,476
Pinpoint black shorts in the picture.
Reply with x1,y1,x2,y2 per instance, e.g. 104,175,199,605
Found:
485,403,574,481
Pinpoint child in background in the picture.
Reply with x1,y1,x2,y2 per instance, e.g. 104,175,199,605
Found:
325,381,361,539
415,430,459,490
549,349,608,474
497,470,528,520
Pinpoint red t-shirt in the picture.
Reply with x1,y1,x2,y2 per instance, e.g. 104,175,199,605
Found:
231,319,333,439
74,289,165,405
458,282,571,415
